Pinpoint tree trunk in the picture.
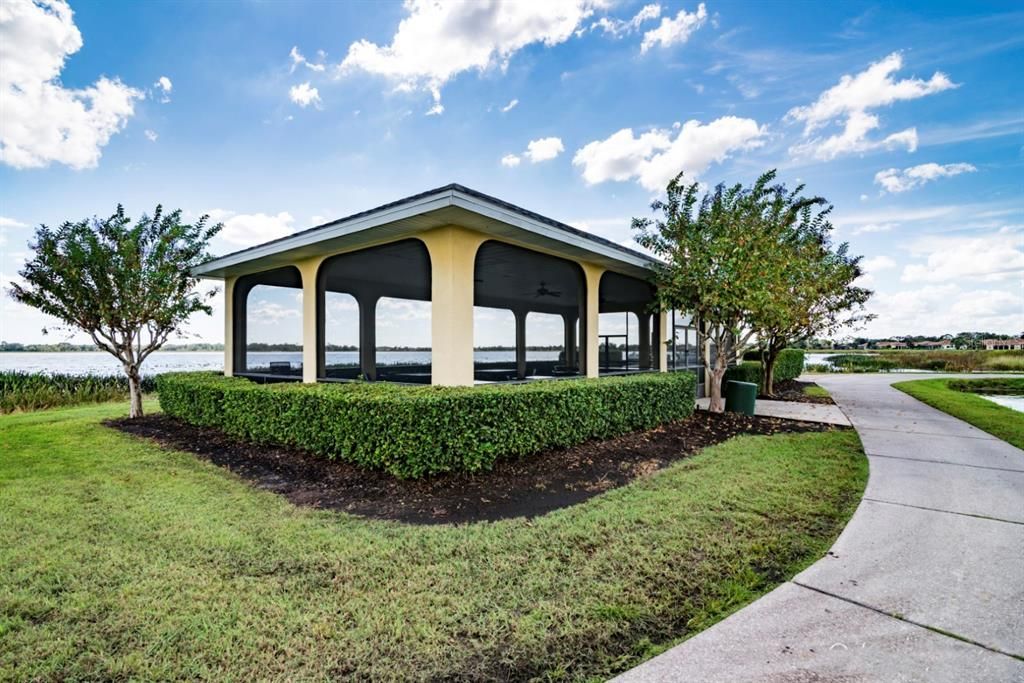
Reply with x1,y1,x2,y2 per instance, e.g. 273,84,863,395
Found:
127,368,144,418
763,355,776,397
707,356,728,413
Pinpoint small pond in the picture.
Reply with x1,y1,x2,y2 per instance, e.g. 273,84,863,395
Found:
977,394,1024,413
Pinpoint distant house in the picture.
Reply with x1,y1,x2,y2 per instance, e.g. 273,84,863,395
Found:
876,340,907,349
915,340,954,349
982,338,1024,351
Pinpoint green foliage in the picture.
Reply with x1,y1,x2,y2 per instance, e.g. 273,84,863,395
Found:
727,349,805,388
947,377,1024,395
1,371,157,413
8,205,221,417
158,372,697,478
894,378,1024,450
1,401,866,682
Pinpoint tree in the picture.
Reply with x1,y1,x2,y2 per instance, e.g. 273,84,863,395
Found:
753,232,873,395
633,170,823,412
9,206,221,417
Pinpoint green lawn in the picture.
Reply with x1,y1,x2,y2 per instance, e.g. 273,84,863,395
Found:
1,401,866,681
803,384,831,399
893,378,1024,450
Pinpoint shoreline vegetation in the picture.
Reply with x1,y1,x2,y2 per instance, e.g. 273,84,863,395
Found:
808,349,1024,374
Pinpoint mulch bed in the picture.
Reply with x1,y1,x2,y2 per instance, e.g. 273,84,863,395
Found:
108,412,843,526
762,379,835,405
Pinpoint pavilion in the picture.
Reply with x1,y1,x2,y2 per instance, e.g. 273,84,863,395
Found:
193,184,706,390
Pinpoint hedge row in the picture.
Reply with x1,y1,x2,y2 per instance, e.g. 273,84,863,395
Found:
727,349,806,387
157,371,697,478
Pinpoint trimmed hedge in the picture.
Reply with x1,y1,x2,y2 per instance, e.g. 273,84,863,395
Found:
727,349,806,387
157,371,697,478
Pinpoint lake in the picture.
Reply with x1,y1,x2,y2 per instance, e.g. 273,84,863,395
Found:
978,394,1024,413
0,351,561,376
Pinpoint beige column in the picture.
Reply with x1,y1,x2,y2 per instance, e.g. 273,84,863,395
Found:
579,262,604,378
223,276,236,377
658,309,669,372
418,226,487,386
296,256,326,384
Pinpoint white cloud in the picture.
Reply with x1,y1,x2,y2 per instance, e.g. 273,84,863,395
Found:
500,98,519,112
154,75,172,102
525,136,565,162
500,153,521,167
337,0,601,112
901,227,1024,283
249,299,300,323
208,209,296,247
640,3,707,53
864,284,1022,338
874,162,977,193
0,216,29,247
289,46,326,73
863,255,897,272
590,3,661,38
0,0,144,170
853,222,896,235
425,102,444,116
787,52,957,161
288,82,321,108
573,116,766,191
144,129,158,142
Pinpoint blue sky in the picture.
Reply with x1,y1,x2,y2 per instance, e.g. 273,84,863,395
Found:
1,0,1022,348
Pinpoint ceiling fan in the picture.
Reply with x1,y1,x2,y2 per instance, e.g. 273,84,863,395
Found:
535,281,562,298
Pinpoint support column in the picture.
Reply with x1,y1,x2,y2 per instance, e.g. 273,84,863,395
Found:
638,312,651,370
358,294,378,381
579,263,604,378
657,309,669,372
223,276,236,377
514,308,527,380
297,257,325,384
419,226,487,386
562,313,577,369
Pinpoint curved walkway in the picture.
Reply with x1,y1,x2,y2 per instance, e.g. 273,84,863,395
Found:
616,373,1024,682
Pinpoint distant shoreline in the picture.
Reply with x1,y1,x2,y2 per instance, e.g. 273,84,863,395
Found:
0,346,566,353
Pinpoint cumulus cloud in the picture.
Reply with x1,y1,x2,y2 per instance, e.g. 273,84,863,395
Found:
288,82,321,108
143,129,158,142
787,52,957,161
249,299,300,323
500,153,521,167
154,75,172,102
0,0,144,170
337,0,601,113
208,209,296,247
289,46,326,73
590,3,661,38
863,255,897,272
525,137,564,162
874,162,977,193
852,222,896,235
865,284,1022,338
901,227,1024,283
0,216,30,248
640,3,706,53
500,98,519,112
573,116,766,191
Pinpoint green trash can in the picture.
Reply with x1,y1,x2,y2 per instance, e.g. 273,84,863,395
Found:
725,380,757,416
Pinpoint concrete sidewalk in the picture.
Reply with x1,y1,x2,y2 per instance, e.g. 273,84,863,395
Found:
695,396,851,425
617,373,1024,682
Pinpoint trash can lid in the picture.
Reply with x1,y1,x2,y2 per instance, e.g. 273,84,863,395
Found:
725,380,758,388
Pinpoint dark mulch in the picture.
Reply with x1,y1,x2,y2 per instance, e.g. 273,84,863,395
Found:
762,379,835,405
107,412,842,525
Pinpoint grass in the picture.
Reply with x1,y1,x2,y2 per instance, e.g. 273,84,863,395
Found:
0,401,867,682
893,378,1024,450
803,384,831,399
0,371,157,414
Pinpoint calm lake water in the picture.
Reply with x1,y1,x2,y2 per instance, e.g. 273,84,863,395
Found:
978,394,1024,413
0,351,561,376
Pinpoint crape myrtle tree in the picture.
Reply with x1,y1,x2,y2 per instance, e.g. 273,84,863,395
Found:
751,202,874,396
9,206,221,418
633,170,828,412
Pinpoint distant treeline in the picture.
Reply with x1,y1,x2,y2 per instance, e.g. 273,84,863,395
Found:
1,341,565,353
